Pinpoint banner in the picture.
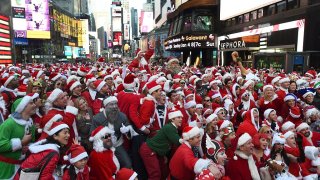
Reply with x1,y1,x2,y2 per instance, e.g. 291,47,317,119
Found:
0,14,12,64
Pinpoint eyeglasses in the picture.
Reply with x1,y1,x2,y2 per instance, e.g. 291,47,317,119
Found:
204,99,211,102
244,94,250,97
102,134,112,139
33,98,39,103
180,82,185,85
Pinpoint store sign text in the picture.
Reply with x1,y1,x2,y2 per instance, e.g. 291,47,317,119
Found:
164,34,215,50
220,40,246,50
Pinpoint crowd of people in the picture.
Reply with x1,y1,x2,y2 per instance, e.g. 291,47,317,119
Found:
0,49,319,180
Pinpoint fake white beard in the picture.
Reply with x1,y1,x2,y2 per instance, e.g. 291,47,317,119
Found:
140,57,148,66
0,98,6,115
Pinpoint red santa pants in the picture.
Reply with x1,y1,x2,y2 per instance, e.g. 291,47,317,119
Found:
139,142,167,180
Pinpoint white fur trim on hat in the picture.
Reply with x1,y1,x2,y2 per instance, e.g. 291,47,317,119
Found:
271,76,281,85
243,79,254,89
303,92,315,99
206,114,217,124
4,76,14,87
284,94,296,102
281,121,295,132
168,110,183,120
70,81,81,91
306,108,318,119
15,96,32,113
51,74,62,81
220,120,231,130
43,114,63,133
148,84,162,94
86,77,96,86
89,127,114,142
194,158,211,174
264,108,275,119
183,126,201,141
156,76,167,84
237,133,252,148
196,104,203,109
36,70,44,79
129,172,138,180
284,131,294,140
70,152,88,164
263,85,274,92
272,133,285,146
279,77,290,84
47,88,63,103
103,75,113,81
103,96,118,106
213,107,224,115
97,81,106,92
48,124,69,136
296,122,309,132
184,101,196,109
212,92,222,99
304,146,320,161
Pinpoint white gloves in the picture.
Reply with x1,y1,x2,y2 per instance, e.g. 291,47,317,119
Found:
120,123,130,134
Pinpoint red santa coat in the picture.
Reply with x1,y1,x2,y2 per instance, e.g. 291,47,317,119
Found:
14,144,60,180
225,152,257,180
117,90,143,130
169,143,208,180
81,89,96,110
139,96,157,131
307,131,320,147
284,145,304,177
234,99,256,117
88,149,120,180
1,91,16,119
236,109,259,137
276,88,288,101
257,95,281,119
40,106,78,145
149,105,169,138
180,108,197,130
92,98,103,115
62,165,90,180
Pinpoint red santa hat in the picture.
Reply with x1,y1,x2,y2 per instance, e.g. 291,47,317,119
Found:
93,80,106,92
47,88,63,103
32,70,44,79
17,84,27,96
195,169,214,180
2,76,15,87
146,81,162,94
116,168,138,180
281,121,295,133
206,114,217,124
67,75,79,85
89,126,114,142
289,106,301,119
242,79,254,89
103,96,118,107
236,133,252,148
38,114,63,133
123,74,137,90
168,108,183,120
271,76,281,86
182,126,203,141
284,131,294,140
217,120,231,130
213,107,224,115
211,91,222,99
77,67,88,77
85,74,96,86
279,77,290,84
305,106,319,119
263,84,274,92
67,80,81,92
63,144,88,164
305,70,316,79
48,121,69,136
49,73,62,81
296,122,309,132
98,57,105,63
263,108,275,119
184,100,196,109
271,133,285,146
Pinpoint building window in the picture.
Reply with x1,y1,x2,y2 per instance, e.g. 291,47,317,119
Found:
250,11,257,20
258,8,264,18
176,16,183,34
173,18,179,35
268,4,276,15
287,0,299,10
182,16,192,32
231,18,236,25
226,19,231,27
161,0,166,8
244,13,250,22
169,22,174,36
238,15,243,24
193,15,213,31
277,1,286,12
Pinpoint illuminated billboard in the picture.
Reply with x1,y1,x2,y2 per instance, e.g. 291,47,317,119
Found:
0,14,12,64
140,11,153,33
11,0,51,39
220,0,282,20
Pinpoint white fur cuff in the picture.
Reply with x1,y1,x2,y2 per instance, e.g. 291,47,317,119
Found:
66,106,78,116
11,138,22,152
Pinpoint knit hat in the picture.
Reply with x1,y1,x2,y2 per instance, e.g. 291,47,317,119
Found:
63,144,88,164
206,114,218,124
47,88,63,103
116,168,138,180
94,80,106,92
38,114,63,134
123,74,137,89
271,133,285,146
146,81,162,94
168,108,183,120
281,121,295,133
296,122,309,132
182,126,203,141
205,134,225,163
184,100,196,109
284,93,297,102
103,96,118,106
11,93,39,113
48,121,69,136
252,133,269,149
264,108,275,119
89,126,114,142
289,107,301,119
67,80,81,92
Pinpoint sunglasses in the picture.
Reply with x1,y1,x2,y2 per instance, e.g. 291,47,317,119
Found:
218,111,225,115
102,134,112,139
180,82,185,85
265,130,272,134
244,94,250,97
204,99,211,102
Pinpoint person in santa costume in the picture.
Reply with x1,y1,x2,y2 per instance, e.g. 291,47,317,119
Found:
251,133,269,169
14,121,70,180
235,89,256,120
41,88,78,146
0,95,37,179
262,108,281,134
92,80,110,115
296,122,320,147
169,126,212,180
88,126,120,180
149,91,169,138
281,121,296,134
66,80,82,102
225,133,261,180
181,100,198,129
236,108,260,137
62,144,89,180
140,108,184,180
1,75,19,119
91,96,133,169
81,74,97,110
128,48,153,74
115,168,138,180
275,77,290,101
256,85,282,120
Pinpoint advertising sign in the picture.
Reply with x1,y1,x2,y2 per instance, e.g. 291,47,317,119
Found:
64,46,72,56
164,34,216,51
11,0,50,39
14,38,28,45
0,14,12,64
124,24,130,40
220,35,260,50
140,11,153,33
